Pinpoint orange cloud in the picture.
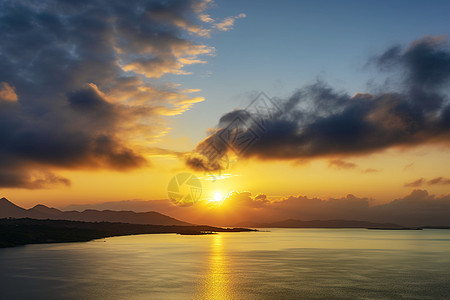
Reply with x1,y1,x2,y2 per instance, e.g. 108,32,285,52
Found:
214,13,246,31
121,59,189,78
0,82,18,102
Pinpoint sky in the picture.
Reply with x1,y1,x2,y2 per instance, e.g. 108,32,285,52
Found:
1,0,450,226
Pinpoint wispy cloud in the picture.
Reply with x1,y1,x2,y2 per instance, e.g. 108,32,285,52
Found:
361,168,380,173
404,178,426,187
405,177,450,187
213,13,246,31
403,163,415,171
328,159,357,169
427,177,450,185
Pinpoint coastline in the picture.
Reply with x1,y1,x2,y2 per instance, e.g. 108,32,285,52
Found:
0,218,256,248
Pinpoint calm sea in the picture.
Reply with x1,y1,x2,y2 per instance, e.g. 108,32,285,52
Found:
1,229,450,299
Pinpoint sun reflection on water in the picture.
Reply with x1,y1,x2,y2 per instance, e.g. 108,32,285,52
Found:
196,234,237,299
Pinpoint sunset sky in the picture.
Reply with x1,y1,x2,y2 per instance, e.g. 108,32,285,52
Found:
1,0,450,226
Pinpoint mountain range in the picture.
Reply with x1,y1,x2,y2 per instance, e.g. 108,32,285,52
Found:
1,197,410,228
0,197,190,226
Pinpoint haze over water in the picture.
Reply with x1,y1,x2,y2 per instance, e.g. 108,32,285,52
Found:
1,229,450,299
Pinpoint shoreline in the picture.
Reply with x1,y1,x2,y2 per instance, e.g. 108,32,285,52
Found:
0,218,256,248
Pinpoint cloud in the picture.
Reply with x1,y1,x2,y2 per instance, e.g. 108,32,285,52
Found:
146,1,211,37
214,13,246,31
0,82,17,102
197,12,246,32
0,0,239,188
199,14,214,23
404,178,425,187
403,163,415,171
27,172,71,189
361,168,379,173
404,177,450,187
186,36,450,170
218,189,450,227
0,169,70,190
328,159,357,169
427,177,450,185
376,35,450,91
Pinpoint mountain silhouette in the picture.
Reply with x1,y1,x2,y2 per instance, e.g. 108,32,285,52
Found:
29,204,62,216
0,198,190,226
0,197,29,218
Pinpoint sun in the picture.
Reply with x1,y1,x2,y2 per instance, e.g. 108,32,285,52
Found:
210,192,224,204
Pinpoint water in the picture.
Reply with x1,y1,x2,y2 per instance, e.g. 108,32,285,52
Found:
1,229,450,299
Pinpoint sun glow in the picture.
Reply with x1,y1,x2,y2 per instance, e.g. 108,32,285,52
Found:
210,192,224,204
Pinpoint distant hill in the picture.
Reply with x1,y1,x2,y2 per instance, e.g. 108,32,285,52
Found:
0,197,30,218
236,219,403,228
0,197,190,226
30,204,62,216
1,197,406,229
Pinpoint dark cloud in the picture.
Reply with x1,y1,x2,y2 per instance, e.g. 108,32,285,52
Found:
377,36,450,90
0,169,71,190
0,0,220,188
187,36,450,171
371,190,450,226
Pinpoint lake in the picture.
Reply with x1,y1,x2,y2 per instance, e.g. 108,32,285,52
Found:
1,228,450,299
